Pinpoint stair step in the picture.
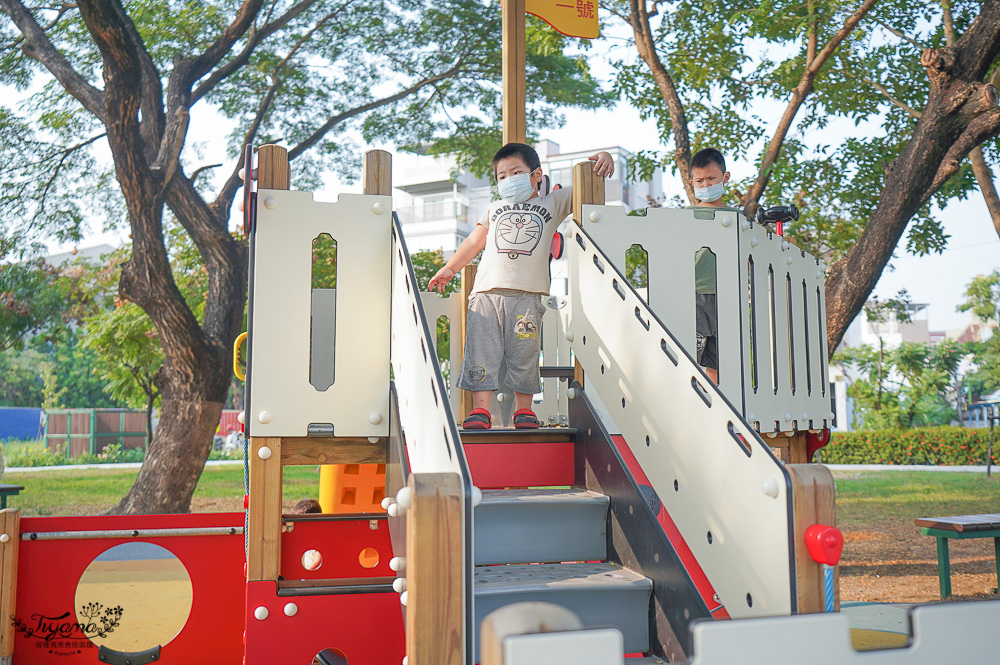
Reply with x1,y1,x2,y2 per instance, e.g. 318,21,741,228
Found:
475,489,609,565
462,431,576,488
474,563,653,658
625,658,667,664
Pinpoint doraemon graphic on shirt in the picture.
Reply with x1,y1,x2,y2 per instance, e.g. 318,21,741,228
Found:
495,209,543,259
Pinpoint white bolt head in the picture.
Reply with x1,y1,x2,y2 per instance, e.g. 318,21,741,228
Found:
368,436,380,443
263,196,277,209
392,578,407,593
239,167,247,181
238,198,245,212
828,411,836,420
258,410,272,424
496,392,505,402
389,556,406,572
399,591,408,606
471,486,483,507
747,413,756,423
254,606,269,621
566,387,578,400
372,202,386,215
802,412,809,422
237,411,246,425
784,412,792,422
740,220,751,231
762,478,780,498
403,657,408,665
381,497,393,510
781,240,790,251
369,412,383,425
786,255,795,265
396,486,413,509
750,236,760,248
257,446,272,460
387,503,401,518
816,270,824,279
589,210,601,223
0,534,8,543
283,603,298,617
721,216,733,228
565,330,575,342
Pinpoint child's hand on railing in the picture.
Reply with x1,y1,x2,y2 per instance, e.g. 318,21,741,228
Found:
428,266,456,293
588,151,615,178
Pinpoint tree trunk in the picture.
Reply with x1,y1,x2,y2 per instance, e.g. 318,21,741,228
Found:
824,1,1000,355
109,395,224,514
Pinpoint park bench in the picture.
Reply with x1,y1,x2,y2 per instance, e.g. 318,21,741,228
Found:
914,513,1000,598
0,483,23,509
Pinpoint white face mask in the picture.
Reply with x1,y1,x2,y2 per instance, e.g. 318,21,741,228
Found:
694,181,725,203
498,172,536,203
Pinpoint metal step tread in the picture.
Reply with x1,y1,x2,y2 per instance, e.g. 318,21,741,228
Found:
626,658,667,664
479,488,609,506
474,563,651,594
460,428,576,444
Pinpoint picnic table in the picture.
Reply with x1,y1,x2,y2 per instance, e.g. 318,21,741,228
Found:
0,483,23,509
914,513,1000,598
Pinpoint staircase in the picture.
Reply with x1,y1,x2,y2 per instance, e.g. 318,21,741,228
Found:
461,416,709,663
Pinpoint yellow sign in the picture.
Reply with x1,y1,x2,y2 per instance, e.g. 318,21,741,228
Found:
525,0,599,39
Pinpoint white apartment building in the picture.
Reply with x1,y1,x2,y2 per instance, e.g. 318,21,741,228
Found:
392,139,664,254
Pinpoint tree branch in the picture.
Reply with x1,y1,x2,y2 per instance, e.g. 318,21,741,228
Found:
742,0,878,218
33,132,106,220
287,61,465,160
626,0,695,203
180,0,267,89
190,0,325,103
870,16,927,50
1,0,106,120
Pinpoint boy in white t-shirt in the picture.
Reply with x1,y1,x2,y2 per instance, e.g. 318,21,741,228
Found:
429,142,614,429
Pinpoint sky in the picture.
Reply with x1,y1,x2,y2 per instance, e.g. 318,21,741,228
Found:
56,21,999,335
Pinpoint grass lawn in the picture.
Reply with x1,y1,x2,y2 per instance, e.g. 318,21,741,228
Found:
4,465,321,516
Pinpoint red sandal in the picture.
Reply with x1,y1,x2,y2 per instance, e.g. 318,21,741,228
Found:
513,408,541,429
462,408,492,430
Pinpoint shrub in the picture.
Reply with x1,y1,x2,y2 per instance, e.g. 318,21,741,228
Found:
4,440,67,467
818,426,1000,466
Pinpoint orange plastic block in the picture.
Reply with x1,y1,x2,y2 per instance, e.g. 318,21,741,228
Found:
319,463,387,514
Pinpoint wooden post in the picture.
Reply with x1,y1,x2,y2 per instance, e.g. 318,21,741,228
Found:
0,509,20,660
786,464,839,614
460,264,478,421
502,0,526,144
481,602,583,665
247,437,283,581
405,473,465,665
364,149,393,196
257,144,290,190
571,163,605,386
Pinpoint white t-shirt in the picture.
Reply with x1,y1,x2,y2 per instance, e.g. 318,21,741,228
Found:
471,187,573,295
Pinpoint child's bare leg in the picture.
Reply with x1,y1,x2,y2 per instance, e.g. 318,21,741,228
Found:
514,391,534,412
472,390,492,410
706,367,718,384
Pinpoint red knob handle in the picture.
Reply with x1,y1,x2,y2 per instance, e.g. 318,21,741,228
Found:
805,524,843,566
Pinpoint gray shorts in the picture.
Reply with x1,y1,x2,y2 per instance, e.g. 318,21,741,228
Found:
457,290,546,394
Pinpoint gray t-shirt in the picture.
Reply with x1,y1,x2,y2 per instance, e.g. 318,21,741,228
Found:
471,187,573,295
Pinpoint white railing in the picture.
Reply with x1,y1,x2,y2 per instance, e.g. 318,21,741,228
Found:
578,205,831,435
390,216,474,664
561,217,796,618
247,191,390,438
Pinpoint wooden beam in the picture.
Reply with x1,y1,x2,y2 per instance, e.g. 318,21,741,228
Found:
786,464,838,614
502,0,526,144
281,437,387,466
363,149,392,196
406,472,465,665
460,264,478,422
247,437,283,581
571,161,605,226
257,144,290,190
0,509,19,659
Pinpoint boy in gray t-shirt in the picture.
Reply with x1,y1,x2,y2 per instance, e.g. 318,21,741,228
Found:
429,142,613,429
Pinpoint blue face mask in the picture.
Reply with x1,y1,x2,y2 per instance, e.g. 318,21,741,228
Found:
498,172,536,203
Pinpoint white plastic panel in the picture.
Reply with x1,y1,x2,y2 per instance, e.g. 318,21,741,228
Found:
688,601,1000,665
739,222,833,434
504,629,624,665
391,225,468,476
562,218,794,619
248,190,390,438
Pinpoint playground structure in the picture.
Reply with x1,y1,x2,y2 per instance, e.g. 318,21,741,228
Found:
1,145,998,665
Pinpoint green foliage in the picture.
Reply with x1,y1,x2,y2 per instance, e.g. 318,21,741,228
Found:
958,270,1000,396
2,439,146,467
0,347,45,407
609,0,994,262
410,250,458,367
818,426,1000,466
836,336,967,429
958,270,1000,323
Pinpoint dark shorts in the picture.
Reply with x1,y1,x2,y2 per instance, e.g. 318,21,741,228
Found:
696,293,718,370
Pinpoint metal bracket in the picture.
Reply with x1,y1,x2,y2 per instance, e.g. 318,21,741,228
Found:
97,644,161,664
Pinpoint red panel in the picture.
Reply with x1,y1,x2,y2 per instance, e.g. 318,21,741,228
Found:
15,513,246,664
280,516,394,580
245,582,404,665
219,410,242,436
464,442,575,488
612,436,730,619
